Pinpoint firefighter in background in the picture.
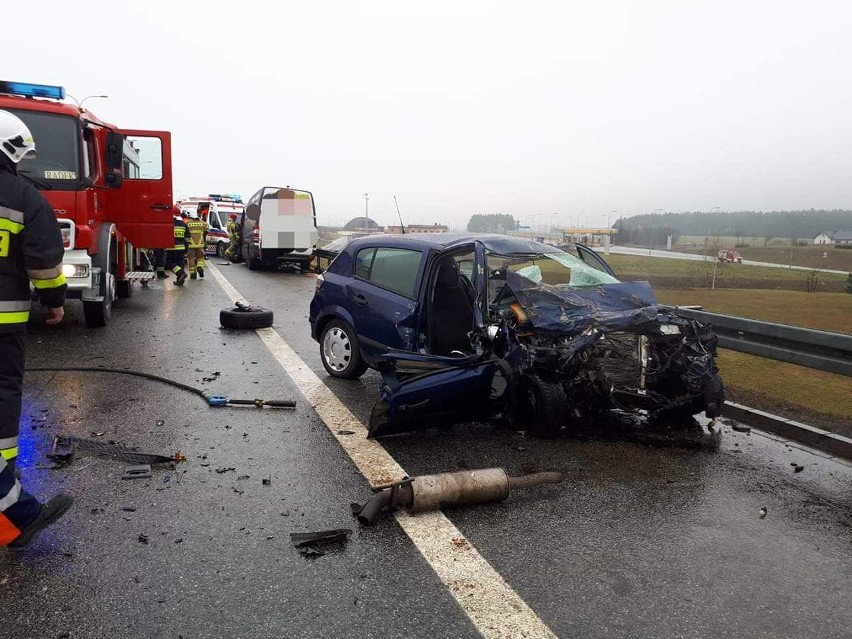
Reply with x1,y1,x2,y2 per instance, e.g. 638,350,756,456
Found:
186,203,209,279
0,110,73,549
225,212,239,260
165,206,189,285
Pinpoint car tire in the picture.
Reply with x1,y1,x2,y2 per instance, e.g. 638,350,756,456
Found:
523,375,568,438
217,242,227,258
320,320,368,379
219,305,274,329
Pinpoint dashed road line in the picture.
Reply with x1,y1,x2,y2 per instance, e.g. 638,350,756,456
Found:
208,264,557,639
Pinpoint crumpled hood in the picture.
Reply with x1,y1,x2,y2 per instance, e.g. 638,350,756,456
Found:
505,273,659,334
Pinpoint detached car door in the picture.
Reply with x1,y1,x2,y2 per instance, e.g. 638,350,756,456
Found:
347,246,425,360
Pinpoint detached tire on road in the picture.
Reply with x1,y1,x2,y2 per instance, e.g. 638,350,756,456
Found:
219,305,274,329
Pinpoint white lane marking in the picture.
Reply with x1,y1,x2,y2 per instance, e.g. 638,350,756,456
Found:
209,264,557,639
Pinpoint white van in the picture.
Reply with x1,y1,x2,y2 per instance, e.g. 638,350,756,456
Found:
241,186,318,271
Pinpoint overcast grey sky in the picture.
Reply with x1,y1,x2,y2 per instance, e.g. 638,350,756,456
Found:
7,1,852,229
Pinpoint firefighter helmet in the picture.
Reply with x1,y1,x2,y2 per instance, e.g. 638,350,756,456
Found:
0,110,37,164
229,212,238,220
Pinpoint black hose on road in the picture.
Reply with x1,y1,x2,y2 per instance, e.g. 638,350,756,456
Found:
26,366,295,408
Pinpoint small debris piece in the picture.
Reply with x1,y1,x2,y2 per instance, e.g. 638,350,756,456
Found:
36,462,64,470
759,508,768,519
156,420,165,427
138,534,149,544
793,464,805,473
46,436,75,462
262,475,272,486
175,538,183,544
299,546,325,557
122,507,137,512
337,430,355,436
122,464,152,480
233,488,244,495
215,467,236,474
731,424,751,433
291,528,352,549
237,475,250,480
91,431,105,437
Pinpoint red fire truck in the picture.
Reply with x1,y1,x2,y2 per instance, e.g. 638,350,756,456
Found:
0,80,174,326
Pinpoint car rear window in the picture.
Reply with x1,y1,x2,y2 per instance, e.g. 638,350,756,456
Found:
356,247,422,297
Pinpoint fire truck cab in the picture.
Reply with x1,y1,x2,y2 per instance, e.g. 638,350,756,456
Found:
0,81,174,327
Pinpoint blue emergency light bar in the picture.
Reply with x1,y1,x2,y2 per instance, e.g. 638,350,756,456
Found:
0,81,66,100
208,194,243,203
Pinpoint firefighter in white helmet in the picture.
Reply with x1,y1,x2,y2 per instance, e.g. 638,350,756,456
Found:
0,110,73,549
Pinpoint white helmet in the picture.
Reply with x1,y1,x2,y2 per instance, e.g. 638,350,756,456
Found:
0,110,36,164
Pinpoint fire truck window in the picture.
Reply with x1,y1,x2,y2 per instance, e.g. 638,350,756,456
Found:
9,110,79,183
125,136,163,180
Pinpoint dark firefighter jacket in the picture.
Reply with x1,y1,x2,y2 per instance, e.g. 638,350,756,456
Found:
169,217,189,252
0,164,67,332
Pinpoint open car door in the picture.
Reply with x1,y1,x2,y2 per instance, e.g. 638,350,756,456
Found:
574,243,617,277
368,352,496,437
108,130,174,249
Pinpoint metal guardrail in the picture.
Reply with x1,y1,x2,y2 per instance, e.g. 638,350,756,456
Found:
670,307,852,377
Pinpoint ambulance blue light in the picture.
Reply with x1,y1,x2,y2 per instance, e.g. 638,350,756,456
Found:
0,81,66,100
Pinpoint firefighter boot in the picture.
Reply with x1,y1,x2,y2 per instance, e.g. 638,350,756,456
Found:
174,268,188,286
190,273,197,280
197,265,204,278
6,494,74,551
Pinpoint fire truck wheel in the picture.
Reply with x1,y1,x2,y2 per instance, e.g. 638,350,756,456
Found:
220,305,274,329
116,279,133,299
83,271,114,328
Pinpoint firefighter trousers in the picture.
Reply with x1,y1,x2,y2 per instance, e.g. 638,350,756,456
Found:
186,248,205,275
0,455,40,546
0,331,24,464
0,331,40,546
164,250,187,277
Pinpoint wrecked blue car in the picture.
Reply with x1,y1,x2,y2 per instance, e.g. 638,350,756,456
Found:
309,234,723,438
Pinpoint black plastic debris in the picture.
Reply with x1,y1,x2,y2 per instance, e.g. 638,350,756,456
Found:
122,465,152,480
793,464,805,473
290,529,352,557
51,435,185,465
215,467,236,474
47,436,76,462
337,430,355,436
138,534,149,544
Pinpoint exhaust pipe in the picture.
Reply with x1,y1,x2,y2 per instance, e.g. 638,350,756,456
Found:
353,468,562,525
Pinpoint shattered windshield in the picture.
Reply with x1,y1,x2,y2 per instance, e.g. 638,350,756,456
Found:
486,250,619,300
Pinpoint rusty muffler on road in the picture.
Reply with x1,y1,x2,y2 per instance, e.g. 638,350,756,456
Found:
353,468,563,525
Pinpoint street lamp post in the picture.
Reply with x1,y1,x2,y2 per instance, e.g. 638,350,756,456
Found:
549,213,559,242
66,94,108,110
364,193,369,220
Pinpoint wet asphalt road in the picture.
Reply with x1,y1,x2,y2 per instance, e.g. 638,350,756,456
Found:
1,261,851,639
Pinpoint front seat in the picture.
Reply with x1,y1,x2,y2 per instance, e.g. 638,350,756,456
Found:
431,261,475,355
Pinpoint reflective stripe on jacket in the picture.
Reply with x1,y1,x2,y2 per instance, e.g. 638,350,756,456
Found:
186,219,208,249
0,165,67,332
169,218,189,252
